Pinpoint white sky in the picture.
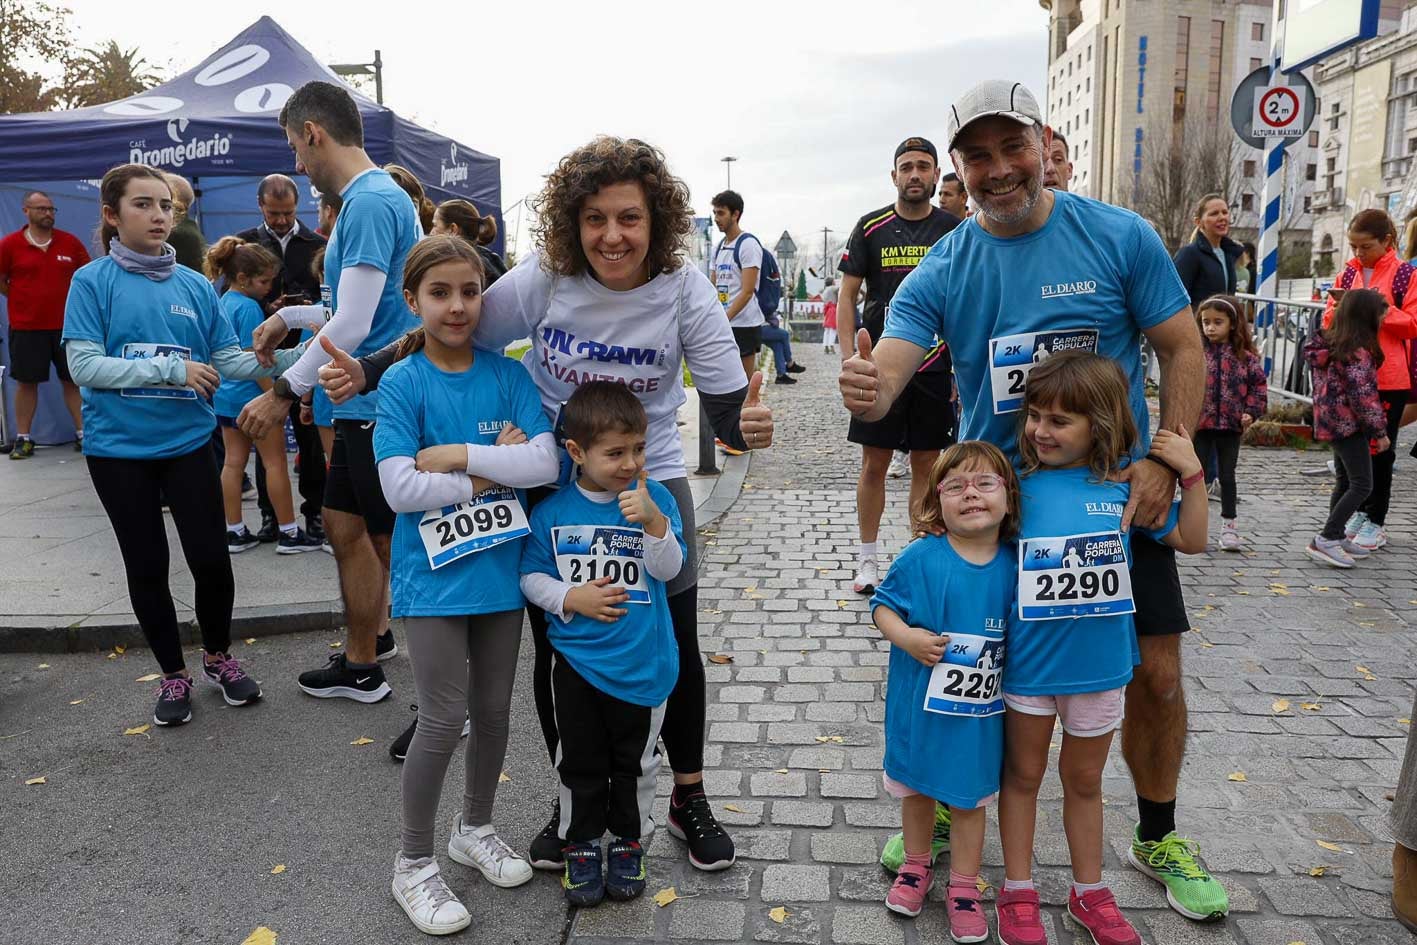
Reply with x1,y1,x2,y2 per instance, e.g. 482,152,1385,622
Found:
47,0,1049,261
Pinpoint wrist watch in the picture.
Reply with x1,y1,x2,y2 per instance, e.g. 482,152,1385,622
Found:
272,376,300,402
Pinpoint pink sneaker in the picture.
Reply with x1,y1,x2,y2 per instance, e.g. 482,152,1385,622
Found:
884,862,932,917
1067,887,1141,945
996,887,1047,945
945,881,989,943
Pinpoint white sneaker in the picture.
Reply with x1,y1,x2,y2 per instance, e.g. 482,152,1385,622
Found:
1353,520,1387,551
1219,521,1242,552
887,452,908,479
447,818,534,888
1306,536,1355,569
392,854,470,936
853,559,880,595
1345,511,1369,540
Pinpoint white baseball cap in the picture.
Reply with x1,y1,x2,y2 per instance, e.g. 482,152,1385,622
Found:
947,80,1043,150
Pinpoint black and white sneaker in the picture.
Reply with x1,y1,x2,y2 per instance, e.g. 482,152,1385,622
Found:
529,799,566,871
297,653,392,703
153,675,194,726
389,704,471,762
227,529,260,554
277,527,324,555
376,629,399,662
306,514,326,543
256,513,279,543
667,787,736,871
241,474,257,500
200,652,263,705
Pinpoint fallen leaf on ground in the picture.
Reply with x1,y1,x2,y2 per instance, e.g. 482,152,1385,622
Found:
114,645,125,654
1316,840,1346,853
1354,602,1366,607
1357,665,1372,674
135,673,161,683
1400,719,1412,726
836,600,848,609
707,654,733,664
768,907,789,923
1300,702,1322,711
814,735,845,743
498,772,512,782
702,609,723,617
69,699,83,705
123,724,150,736
244,638,257,645
270,864,286,874
1227,771,1248,782
976,877,992,894
652,887,680,907
106,652,117,660
240,929,277,945
774,768,788,774
1268,584,1290,596
724,804,745,813
1236,590,1250,596
350,737,374,746
1313,586,1330,592
24,776,45,785
1200,642,1216,648
328,641,342,648
1272,699,1291,713
37,663,50,669
1308,866,1327,876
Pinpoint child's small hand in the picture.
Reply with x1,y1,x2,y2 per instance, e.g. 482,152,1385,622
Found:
564,576,629,623
1376,435,1392,453
1148,426,1202,479
1241,413,1254,429
415,444,468,474
619,472,667,537
901,629,948,667
495,424,527,446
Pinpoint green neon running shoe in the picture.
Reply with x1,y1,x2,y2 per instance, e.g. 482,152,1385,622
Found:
1127,827,1229,921
879,803,951,874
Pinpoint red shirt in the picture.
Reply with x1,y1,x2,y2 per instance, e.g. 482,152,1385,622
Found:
0,227,91,331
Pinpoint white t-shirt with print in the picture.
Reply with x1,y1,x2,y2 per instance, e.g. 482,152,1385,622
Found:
475,253,748,481
713,234,766,328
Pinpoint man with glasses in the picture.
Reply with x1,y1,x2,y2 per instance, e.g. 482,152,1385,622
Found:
0,190,89,457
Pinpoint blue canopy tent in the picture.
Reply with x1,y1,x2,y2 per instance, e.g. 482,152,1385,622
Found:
0,15,500,445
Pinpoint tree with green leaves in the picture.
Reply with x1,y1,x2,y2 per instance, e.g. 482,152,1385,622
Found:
61,41,163,109
0,0,72,114
795,269,807,300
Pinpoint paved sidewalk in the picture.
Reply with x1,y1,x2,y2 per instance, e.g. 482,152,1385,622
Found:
568,345,1417,945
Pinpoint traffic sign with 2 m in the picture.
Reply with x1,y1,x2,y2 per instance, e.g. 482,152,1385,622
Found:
1252,84,1307,137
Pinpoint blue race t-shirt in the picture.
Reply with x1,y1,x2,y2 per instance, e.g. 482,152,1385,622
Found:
374,349,552,617
883,191,1190,467
871,535,1014,809
1008,465,1179,696
521,480,685,707
62,256,238,459
325,168,420,422
212,291,265,419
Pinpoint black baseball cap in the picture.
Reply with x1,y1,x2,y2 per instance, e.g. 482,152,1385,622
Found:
894,137,938,164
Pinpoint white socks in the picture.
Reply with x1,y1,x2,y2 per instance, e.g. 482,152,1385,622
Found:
860,541,877,564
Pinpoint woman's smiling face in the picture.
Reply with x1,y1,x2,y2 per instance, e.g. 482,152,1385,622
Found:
578,180,651,291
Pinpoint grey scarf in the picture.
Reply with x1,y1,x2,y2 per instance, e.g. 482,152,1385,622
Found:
109,238,177,281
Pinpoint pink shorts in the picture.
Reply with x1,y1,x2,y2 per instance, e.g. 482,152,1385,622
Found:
882,772,996,808
1003,687,1126,738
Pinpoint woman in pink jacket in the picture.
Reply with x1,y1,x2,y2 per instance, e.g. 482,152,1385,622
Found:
1322,209,1417,550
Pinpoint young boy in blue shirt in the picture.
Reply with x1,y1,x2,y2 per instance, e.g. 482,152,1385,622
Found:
520,381,687,907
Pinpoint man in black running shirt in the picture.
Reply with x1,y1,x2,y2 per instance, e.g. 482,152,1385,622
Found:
838,136,960,595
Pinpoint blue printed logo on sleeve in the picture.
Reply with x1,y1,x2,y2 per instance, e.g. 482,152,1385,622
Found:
988,328,1099,413
922,621,1006,717
553,525,651,604
1018,530,1134,620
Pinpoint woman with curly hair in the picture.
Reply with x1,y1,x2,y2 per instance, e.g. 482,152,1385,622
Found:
318,136,774,875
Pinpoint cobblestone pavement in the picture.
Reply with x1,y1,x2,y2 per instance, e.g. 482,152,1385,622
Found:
569,344,1417,945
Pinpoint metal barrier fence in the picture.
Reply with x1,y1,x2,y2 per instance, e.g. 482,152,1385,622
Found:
1237,293,1326,405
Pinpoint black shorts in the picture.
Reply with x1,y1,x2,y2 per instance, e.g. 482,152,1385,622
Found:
324,419,396,536
848,370,957,451
1130,534,1189,636
732,326,762,357
8,329,71,384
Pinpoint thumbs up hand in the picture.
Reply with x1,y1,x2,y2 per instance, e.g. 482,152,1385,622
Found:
619,470,668,537
840,328,883,418
316,334,367,405
738,370,774,450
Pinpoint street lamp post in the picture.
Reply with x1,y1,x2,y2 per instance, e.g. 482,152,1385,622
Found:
721,156,738,189
331,49,384,104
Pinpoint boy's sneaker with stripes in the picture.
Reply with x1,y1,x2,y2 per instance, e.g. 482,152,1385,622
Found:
562,841,605,907
606,839,647,900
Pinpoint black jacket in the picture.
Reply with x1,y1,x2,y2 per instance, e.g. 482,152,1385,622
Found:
1172,232,1244,310
234,220,327,309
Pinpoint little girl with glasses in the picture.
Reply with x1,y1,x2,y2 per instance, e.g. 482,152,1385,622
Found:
871,440,1020,943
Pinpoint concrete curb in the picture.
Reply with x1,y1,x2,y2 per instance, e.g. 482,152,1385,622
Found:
0,454,753,654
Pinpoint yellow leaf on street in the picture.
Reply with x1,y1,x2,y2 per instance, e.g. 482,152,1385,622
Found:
768,907,789,923
836,600,848,609
69,699,83,705
1227,771,1247,782
1353,601,1366,607
240,928,277,945
707,654,733,664
1200,642,1216,648
775,768,788,774
724,804,745,813
1400,719,1412,726
350,737,374,746
123,724,150,736
1272,699,1291,713
1308,866,1327,876
37,663,50,669
328,641,342,648
653,887,680,907
814,735,845,743
703,609,723,616
135,673,161,683
1268,584,1289,596
244,638,257,645
106,652,117,660
1313,586,1330,592
1316,840,1345,853
976,877,992,894
498,772,512,782
24,776,45,785
114,645,126,654
1236,590,1250,596
1356,665,1372,674
1300,702,1322,711
270,864,286,875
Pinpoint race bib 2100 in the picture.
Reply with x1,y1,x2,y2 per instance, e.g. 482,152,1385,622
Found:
552,525,651,604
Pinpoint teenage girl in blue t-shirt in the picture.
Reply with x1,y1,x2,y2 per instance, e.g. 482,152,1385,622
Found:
995,352,1207,945
371,236,559,936
61,164,307,729
870,440,1019,943
205,237,317,554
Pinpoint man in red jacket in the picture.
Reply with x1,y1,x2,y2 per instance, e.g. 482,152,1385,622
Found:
0,190,90,457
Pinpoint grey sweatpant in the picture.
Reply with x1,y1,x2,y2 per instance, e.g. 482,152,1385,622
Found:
400,610,523,857
1392,687,1417,850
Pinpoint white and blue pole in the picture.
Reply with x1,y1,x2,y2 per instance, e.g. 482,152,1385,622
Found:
1256,0,1287,328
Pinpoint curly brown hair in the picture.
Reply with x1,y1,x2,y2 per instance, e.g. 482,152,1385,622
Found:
531,136,693,279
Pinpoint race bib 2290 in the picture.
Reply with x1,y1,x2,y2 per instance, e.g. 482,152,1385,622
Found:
1018,530,1133,620
988,328,1099,413
922,629,1005,717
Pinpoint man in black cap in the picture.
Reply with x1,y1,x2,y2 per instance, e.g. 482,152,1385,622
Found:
837,136,961,598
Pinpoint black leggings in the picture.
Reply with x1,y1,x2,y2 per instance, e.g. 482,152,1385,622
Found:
87,445,234,673
1361,389,1409,526
1323,434,1374,541
1194,430,1241,520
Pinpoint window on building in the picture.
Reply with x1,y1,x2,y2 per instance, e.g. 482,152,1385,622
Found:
1067,91,1072,106
1174,16,1191,123
1306,163,1317,181
1243,159,1257,178
1088,45,1093,62
1207,21,1225,118
1085,108,1090,124
1249,57,1262,73
1309,130,1319,147
1304,195,1312,213
1086,76,1091,92
1069,60,1073,76
1386,72,1410,160
1251,21,1264,42
1326,157,1336,173
1241,193,1254,212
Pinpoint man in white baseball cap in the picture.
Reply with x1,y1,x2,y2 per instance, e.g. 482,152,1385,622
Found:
839,79,1221,943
